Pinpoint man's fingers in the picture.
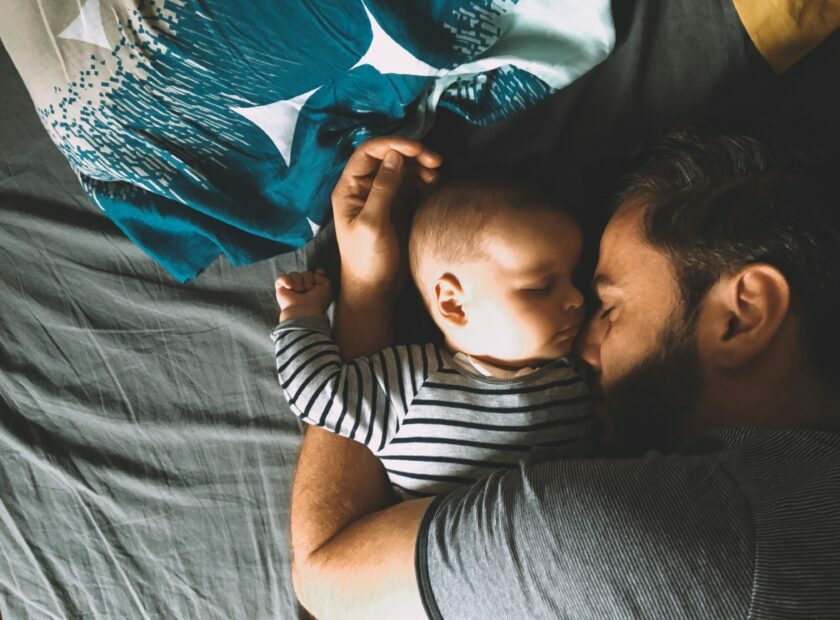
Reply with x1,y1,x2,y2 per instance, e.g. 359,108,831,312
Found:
410,164,439,185
356,137,442,168
340,137,441,187
302,271,314,290
363,151,406,223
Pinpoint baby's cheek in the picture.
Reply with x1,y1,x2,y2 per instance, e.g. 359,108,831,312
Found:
509,309,554,354
480,303,530,354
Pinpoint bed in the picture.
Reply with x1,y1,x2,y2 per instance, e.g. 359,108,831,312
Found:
2,1,838,618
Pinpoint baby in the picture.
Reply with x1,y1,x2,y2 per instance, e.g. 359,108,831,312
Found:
272,177,595,499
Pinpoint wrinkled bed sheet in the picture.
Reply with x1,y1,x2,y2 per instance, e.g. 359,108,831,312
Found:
0,41,324,618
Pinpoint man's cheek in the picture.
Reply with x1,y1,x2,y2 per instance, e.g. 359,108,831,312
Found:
598,342,619,389
600,344,636,393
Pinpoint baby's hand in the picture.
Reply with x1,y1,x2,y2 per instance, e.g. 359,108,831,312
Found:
275,269,333,322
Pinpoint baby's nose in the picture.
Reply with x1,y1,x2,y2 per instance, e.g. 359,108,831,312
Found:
563,286,584,312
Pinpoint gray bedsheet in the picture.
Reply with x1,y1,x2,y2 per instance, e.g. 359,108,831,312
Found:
0,41,321,618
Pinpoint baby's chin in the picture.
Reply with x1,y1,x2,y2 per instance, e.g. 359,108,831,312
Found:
497,340,575,367
458,332,577,367
546,331,576,358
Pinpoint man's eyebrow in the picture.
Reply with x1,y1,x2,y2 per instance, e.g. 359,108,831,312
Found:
591,274,619,295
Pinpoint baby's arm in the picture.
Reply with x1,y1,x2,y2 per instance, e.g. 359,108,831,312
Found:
273,270,433,452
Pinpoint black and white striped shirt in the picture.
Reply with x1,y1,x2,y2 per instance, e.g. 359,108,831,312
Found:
272,315,595,498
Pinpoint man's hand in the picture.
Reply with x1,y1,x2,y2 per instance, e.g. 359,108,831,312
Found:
275,268,333,321
332,137,442,305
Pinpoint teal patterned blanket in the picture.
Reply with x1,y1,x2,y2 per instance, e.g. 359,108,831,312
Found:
0,0,613,280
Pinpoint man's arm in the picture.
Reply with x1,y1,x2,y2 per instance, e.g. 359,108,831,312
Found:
289,139,441,619
292,424,433,619
290,294,431,620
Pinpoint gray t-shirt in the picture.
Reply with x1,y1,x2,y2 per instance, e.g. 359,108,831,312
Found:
416,426,840,619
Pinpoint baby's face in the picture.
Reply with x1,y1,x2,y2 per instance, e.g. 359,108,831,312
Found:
446,208,585,366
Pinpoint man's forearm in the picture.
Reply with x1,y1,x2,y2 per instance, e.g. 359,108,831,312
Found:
289,290,399,609
302,495,433,620
332,285,397,357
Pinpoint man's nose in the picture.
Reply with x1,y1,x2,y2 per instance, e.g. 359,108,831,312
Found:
578,315,605,374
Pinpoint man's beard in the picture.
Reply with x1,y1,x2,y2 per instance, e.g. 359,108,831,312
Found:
603,310,703,457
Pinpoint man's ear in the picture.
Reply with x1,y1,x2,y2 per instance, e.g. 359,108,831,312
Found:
700,263,791,369
434,273,467,327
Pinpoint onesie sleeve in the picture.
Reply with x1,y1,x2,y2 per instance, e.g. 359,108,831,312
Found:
271,315,440,453
415,451,755,619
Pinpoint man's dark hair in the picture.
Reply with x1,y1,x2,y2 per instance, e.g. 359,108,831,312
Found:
621,129,840,381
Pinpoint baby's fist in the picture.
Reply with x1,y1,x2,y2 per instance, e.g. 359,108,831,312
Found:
275,268,333,321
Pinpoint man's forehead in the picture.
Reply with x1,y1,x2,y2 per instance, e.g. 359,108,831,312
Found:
597,207,643,264
594,204,667,293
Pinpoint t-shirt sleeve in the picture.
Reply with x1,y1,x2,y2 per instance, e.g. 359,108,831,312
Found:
416,452,755,619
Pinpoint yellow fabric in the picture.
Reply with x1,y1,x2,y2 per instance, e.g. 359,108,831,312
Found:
733,0,840,73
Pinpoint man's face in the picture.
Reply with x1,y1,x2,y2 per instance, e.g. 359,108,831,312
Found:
581,203,703,454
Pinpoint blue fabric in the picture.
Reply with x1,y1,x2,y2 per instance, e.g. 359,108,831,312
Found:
6,0,614,281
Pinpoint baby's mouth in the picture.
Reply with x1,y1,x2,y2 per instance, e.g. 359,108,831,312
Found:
554,323,581,341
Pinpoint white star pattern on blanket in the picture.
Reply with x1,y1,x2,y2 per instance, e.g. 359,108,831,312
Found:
228,0,442,238
230,88,320,166
351,1,438,76
58,0,112,51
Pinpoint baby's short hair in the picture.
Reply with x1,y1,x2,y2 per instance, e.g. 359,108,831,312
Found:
408,177,556,300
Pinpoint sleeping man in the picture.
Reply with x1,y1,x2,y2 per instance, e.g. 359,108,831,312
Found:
286,132,840,619
272,170,595,499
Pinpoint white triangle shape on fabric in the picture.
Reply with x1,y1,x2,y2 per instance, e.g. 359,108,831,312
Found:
231,87,319,165
57,0,112,51
306,218,322,237
352,1,438,76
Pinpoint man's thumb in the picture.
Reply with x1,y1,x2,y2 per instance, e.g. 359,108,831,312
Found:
365,151,405,222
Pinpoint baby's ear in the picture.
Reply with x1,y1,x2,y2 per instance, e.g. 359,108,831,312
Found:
434,273,467,327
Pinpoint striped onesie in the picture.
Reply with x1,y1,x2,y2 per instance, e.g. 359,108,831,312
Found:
272,315,595,498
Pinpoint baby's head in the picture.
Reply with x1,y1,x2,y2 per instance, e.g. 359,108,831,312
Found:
409,178,585,367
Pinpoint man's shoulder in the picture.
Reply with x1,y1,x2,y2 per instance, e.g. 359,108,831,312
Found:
691,425,840,484
701,426,840,617
421,434,756,619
